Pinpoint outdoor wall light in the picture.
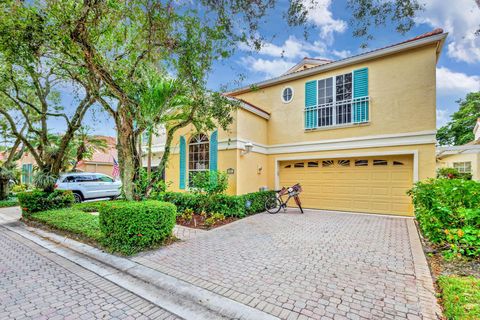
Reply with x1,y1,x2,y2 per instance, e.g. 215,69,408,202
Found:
241,142,254,155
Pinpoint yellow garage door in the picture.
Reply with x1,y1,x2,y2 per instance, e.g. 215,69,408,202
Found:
279,155,413,216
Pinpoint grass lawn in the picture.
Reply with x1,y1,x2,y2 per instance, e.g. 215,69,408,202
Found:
0,198,19,208
438,275,480,320
29,207,103,242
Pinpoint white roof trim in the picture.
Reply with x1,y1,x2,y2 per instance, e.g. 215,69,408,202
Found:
227,33,447,95
283,58,331,75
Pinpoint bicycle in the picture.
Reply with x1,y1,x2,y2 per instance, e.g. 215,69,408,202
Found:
265,183,304,214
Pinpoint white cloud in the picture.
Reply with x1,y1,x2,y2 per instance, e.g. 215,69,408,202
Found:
436,67,480,96
436,108,450,128
417,0,480,63
303,0,347,43
240,35,328,60
241,57,295,78
331,49,351,59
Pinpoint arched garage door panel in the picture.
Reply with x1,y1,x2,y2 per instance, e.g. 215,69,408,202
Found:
279,155,413,215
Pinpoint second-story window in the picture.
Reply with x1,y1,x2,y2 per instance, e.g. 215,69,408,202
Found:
336,73,352,124
305,68,369,130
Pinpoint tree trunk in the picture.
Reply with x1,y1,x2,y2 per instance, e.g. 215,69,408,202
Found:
147,130,152,178
0,178,9,201
116,111,141,201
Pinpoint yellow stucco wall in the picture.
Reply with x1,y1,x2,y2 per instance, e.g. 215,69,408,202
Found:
163,42,439,210
235,44,437,145
437,153,480,180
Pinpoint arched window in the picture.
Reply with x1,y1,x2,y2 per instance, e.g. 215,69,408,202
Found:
188,133,209,186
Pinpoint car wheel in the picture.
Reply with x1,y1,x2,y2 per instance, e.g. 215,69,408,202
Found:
73,192,83,203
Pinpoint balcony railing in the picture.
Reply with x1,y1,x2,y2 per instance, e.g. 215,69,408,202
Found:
305,96,370,129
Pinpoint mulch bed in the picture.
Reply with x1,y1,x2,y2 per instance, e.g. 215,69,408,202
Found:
176,214,238,230
415,221,480,278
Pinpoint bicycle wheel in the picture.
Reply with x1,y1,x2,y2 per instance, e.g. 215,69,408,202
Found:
265,197,282,214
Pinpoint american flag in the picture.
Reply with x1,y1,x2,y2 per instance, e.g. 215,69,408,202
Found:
112,157,120,178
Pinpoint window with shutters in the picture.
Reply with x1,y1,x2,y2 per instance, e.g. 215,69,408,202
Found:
189,134,209,186
305,68,369,129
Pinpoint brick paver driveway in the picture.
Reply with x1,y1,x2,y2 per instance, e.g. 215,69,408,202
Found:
135,210,439,320
0,226,180,320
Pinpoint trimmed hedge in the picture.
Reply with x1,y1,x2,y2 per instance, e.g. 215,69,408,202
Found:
157,190,275,217
30,208,103,241
18,189,75,215
99,201,176,255
408,178,480,258
0,198,18,208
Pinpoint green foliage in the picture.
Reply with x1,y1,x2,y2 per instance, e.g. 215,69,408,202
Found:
204,212,225,229
437,92,480,146
207,194,245,217
33,171,58,192
0,198,18,208
73,201,120,213
30,208,103,242
347,0,422,47
133,168,168,200
18,189,74,215
11,184,27,193
437,167,472,180
191,171,229,195
241,190,276,215
438,275,480,320
180,208,194,221
98,201,176,255
408,179,480,258
158,190,275,217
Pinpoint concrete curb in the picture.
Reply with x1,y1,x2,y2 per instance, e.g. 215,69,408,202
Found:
1,218,278,320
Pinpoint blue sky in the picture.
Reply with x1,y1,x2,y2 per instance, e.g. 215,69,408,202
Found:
79,0,480,137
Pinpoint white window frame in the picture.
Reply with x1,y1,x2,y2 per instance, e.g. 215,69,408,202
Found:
188,134,209,187
306,69,369,130
453,162,471,173
281,86,294,103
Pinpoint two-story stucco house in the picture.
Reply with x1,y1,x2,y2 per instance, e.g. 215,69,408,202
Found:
155,29,446,216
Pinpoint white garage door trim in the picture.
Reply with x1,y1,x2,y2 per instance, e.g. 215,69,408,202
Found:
274,150,419,189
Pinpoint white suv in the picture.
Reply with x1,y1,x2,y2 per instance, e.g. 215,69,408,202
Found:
55,172,122,203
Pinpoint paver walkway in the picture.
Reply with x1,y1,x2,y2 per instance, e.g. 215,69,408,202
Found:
134,210,440,320
0,224,181,320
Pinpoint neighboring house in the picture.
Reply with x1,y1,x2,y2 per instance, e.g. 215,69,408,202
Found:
74,136,118,176
15,136,118,184
141,127,167,170
437,119,480,180
149,29,446,216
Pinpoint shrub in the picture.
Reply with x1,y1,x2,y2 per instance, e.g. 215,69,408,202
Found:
18,189,75,215
241,190,276,215
30,208,103,241
99,200,176,255
204,212,225,228
190,171,229,195
74,201,121,213
437,167,472,180
158,192,204,214
207,194,245,217
11,184,27,193
408,179,480,258
0,198,18,208
158,190,275,217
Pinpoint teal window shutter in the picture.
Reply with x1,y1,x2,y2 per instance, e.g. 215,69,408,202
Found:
305,80,317,129
353,68,369,123
209,131,218,172
179,136,186,189
209,130,218,185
